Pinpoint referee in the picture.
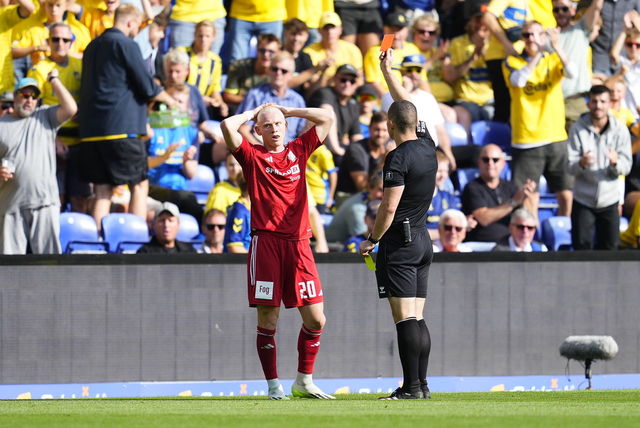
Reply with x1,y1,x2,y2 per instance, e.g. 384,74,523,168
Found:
359,48,437,400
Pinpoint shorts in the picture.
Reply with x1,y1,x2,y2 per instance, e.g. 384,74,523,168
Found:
376,227,433,299
511,141,573,192
335,5,382,36
455,101,493,123
58,145,92,198
247,233,324,308
78,137,148,186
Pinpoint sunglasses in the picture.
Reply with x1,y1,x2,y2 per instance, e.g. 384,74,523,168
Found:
339,77,356,84
258,48,277,55
552,6,570,13
51,37,72,43
19,91,38,100
481,156,502,163
416,29,437,36
513,224,536,231
521,32,535,39
270,66,290,74
205,224,225,231
404,66,423,74
357,94,377,102
625,41,640,49
443,225,464,232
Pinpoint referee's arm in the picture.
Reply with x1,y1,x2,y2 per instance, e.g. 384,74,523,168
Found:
359,185,404,256
379,49,411,103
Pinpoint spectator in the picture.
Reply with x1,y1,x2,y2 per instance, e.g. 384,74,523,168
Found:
443,13,494,134
210,140,230,184
169,0,226,55
503,20,574,217
204,152,242,215
223,33,281,113
568,85,632,250
11,0,91,67
427,150,459,241
0,92,13,117
462,144,538,242
306,143,337,214
608,79,636,128
137,201,197,253
326,171,383,243
609,11,640,120
142,11,168,79
335,111,389,204
223,172,251,253
282,18,328,97
181,21,228,119
482,0,530,123
78,4,177,230
356,83,379,138
492,208,547,251
199,208,226,254
237,51,307,144
363,12,420,97
392,0,438,22
308,64,363,157
27,22,89,214
433,209,473,252
334,0,382,56
80,0,120,39
225,0,286,68
554,0,603,131
343,199,381,253
302,11,363,88
0,72,77,254
620,199,640,248
0,0,35,93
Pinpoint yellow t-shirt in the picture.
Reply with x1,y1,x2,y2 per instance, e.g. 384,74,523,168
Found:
81,7,114,39
229,0,286,23
285,0,333,29
205,180,241,215
172,0,226,23
0,5,25,93
620,198,640,248
306,144,336,206
448,34,493,106
485,0,529,61
421,46,454,103
181,47,223,97
303,40,363,79
529,0,556,29
364,42,420,92
78,0,107,12
503,51,567,145
12,13,92,65
611,107,636,128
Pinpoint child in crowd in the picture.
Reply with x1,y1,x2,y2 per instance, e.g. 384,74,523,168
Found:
223,171,250,253
355,83,379,138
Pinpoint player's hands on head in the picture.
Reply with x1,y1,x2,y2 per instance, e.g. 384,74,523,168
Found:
251,103,276,121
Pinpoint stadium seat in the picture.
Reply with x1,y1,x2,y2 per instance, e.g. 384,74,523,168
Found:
320,213,334,227
178,213,200,241
620,216,629,233
541,216,572,251
470,121,512,153
444,122,468,146
536,207,556,241
59,212,109,254
101,213,150,253
457,168,479,191
187,164,215,205
464,241,496,252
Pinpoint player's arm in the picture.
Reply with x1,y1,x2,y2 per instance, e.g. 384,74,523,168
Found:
220,104,266,151
277,106,333,143
48,69,77,125
17,0,35,18
379,49,411,103
359,185,404,256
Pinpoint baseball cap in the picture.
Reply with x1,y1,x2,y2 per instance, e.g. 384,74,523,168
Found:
356,83,377,98
401,54,427,68
336,64,358,77
384,12,409,28
155,201,180,221
319,11,342,28
14,77,41,96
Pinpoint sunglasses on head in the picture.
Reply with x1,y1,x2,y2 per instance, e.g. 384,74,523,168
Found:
416,29,437,36
443,225,464,232
51,37,72,43
404,66,423,74
552,6,570,13
270,66,290,74
481,156,501,163
625,41,640,49
258,48,277,55
339,77,356,84
358,94,377,102
513,224,536,231
19,91,38,100
205,224,225,231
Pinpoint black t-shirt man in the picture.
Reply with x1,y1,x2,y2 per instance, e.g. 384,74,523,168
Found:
308,87,360,144
461,177,518,242
336,139,382,194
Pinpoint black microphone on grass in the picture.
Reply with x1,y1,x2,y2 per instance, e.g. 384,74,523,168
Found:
559,336,619,389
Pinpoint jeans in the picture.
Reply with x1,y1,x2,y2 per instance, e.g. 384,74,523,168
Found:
571,200,619,250
224,17,282,69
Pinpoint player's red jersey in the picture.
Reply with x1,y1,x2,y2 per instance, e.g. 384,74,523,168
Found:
232,127,322,239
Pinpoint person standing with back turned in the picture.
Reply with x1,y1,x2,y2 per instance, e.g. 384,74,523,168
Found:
219,102,334,400
359,48,437,400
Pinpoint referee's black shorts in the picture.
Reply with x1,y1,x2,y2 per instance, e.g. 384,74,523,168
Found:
78,137,148,186
375,227,433,299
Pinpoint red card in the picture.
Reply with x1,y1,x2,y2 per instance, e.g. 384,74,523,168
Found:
380,34,395,51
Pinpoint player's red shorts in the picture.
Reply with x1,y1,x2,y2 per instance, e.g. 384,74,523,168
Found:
247,232,324,308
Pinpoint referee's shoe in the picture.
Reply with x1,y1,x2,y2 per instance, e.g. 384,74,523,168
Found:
379,387,424,400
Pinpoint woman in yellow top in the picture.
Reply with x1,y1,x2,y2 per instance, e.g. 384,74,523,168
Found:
181,21,228,118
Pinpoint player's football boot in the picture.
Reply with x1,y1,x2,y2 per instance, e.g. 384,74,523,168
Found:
378,387,424,400
268,383,290,400
291,381,335,399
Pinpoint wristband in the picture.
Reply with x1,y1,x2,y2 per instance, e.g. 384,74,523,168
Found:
367,234,379,245
47,75,58,82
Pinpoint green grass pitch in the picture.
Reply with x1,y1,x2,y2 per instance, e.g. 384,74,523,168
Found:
1,390,639,428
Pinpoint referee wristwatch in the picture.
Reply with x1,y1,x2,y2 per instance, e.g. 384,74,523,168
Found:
367,234,380,244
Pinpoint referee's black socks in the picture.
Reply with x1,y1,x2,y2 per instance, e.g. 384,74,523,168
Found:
417,318,431,384
396,317,421,392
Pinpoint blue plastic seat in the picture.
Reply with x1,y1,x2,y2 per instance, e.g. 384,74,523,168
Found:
101,213,150,253
178,213,201,241
444,122,469,146
541,216,572,251
464,241,497,252
59,212,109,253
471,120,512,153
457,168,479,191
187,164,215,205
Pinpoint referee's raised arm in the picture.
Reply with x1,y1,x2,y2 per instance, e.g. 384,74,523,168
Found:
380,48,412,103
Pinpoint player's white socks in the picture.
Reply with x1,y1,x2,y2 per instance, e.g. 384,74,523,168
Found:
267,378,289,400
291,372,335,399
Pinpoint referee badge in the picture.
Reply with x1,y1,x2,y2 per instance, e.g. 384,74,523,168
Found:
385,171,393,181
